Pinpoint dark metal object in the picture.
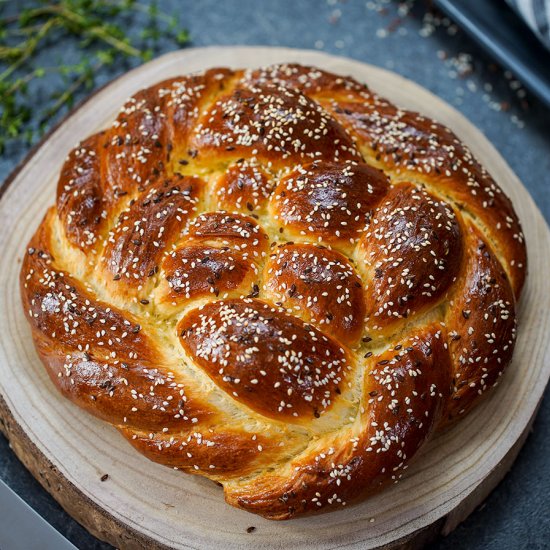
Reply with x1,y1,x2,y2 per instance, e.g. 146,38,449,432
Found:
0,478,77,550
435,0,550,108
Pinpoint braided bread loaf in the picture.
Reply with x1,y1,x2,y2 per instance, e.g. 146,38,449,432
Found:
20,63,527,520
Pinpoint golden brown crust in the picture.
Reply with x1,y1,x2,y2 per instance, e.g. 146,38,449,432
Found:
178,298,351,422
20,63,527,520
56,132,108,250
155,211,269,309
442,224,516,423
214,160,273,214
358,182,464,336
101,175,202,292
316,92,527,296
225,326,450,518
263,243,365,346
269,161,389,251
20,212,213,430
190,80,361,169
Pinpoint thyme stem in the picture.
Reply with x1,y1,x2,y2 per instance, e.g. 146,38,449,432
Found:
0,1,190,153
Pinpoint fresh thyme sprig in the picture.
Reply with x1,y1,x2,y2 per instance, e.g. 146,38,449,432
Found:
0,0,190,153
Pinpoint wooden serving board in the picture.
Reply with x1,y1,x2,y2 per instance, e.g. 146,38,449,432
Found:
1,46,549,550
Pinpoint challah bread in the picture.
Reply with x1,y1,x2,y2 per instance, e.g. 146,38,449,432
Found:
20,63,527,520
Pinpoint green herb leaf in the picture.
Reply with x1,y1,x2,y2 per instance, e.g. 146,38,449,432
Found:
0,1,190,150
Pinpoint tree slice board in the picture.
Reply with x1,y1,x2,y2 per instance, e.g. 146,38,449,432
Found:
0,46,549,550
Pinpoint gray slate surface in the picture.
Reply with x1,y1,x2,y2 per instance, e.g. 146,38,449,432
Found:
0,1,548,549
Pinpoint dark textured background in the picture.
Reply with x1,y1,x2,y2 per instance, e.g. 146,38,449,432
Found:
1,1,549,548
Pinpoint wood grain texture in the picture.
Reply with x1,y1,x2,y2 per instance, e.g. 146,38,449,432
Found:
0,46,549,549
